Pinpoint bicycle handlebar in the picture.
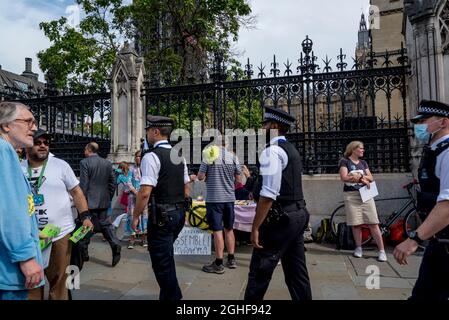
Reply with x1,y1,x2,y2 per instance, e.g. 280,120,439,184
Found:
402,179,418,191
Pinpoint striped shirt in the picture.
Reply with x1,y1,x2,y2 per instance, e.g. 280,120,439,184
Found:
199,147,242,203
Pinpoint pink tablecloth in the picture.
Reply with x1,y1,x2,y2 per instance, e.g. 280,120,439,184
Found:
234,204,257,232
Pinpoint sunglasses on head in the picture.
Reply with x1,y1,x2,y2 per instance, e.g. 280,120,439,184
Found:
34,140,50,146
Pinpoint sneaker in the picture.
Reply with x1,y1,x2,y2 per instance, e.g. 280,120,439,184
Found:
225,258,237,269
202,262,225,274
128,242,134,249
353,247,363,258
142,240,148,248
378,250,388,262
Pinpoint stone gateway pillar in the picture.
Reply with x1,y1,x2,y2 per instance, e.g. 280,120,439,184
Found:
405,0,449,110
109,42,146,164
404,0,449,173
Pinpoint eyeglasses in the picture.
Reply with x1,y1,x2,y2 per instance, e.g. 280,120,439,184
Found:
15,118,37,128
34,140,50,146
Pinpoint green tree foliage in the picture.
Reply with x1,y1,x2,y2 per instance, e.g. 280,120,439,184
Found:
38,0,124,93
38,0,253,92
128,0,253,85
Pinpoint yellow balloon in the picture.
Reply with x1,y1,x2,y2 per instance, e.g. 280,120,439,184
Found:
203,146,220,164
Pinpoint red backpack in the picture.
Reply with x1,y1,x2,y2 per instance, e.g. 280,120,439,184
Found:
388,218,405,245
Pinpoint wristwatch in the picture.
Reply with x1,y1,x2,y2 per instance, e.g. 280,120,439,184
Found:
408,230,424,245
80,211,92,222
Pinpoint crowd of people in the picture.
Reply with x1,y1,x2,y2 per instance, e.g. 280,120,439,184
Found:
1,99,449,301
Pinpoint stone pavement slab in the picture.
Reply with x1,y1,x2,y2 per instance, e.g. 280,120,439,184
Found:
69,236,421,300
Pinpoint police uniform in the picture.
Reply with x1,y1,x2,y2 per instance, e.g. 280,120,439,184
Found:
140,116,190,301
410,100,449,300
244,107,312,301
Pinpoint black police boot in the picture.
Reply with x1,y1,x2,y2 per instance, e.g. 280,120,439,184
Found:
101,226,122,267
112,245,121,267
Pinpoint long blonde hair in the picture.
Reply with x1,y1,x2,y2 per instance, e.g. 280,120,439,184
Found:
118,162,129,176
344,141,364,158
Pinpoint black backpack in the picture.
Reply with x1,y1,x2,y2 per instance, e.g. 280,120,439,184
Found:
336,222,355,250
314,218,336,244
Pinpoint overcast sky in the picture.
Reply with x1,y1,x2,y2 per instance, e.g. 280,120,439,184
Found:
0,0,369,82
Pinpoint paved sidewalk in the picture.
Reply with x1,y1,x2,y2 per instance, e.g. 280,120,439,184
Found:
70,235,422,300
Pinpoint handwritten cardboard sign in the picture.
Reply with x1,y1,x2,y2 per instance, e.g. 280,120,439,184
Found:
174,226,211,255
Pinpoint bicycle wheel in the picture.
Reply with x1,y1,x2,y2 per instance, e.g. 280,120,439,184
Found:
330,204,345,238
403,209,424,238
330,203,373,246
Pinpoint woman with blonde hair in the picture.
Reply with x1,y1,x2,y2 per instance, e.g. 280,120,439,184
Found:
339,141,387,262
116,162,138,248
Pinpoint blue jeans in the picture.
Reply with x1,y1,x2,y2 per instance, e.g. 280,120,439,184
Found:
0,290,28,300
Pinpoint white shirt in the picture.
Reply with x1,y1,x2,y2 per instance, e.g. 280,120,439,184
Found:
259,136,289,201
431,134,449,203
21,156,79,241
140,140,190,187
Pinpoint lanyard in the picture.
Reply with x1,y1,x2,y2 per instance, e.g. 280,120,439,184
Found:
27,159,48,193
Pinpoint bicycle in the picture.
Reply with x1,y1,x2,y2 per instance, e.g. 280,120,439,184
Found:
329,180,423,246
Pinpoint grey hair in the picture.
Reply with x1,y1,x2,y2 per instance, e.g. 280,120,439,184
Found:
0,102,28,128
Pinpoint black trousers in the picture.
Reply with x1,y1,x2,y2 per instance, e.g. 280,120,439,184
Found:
88,209,121,251
410,239,449,300
244,208,312,301
148,209,185,301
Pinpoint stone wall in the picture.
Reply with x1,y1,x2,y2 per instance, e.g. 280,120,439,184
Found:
370,0,405,54
370,0,407,120
184,173,414,229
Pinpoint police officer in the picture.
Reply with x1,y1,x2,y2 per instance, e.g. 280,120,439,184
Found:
244,106,312,301
132,115,191,301
393,100,449,300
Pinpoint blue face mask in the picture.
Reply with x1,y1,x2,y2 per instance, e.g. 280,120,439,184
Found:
414,119,443,143
414,124,430,143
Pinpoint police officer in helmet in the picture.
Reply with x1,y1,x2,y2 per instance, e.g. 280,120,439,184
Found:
244,106,312,301
394,100,449,300
132,115,191,301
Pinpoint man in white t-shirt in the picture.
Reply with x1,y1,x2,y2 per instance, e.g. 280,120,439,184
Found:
21,130,93,300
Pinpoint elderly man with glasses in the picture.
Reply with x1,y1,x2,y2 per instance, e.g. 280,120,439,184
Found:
0,101,43,300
